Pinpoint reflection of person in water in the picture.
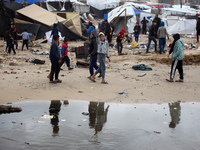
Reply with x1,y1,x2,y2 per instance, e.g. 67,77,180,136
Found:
49,100,61,136
88,102,109,135
89,102,109,135
168,102,181,128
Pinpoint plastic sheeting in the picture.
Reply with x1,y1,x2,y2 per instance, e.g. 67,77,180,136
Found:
164,19,197,35
46,31,64,43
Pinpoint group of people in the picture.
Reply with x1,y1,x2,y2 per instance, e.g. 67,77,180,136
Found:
4,23,36,54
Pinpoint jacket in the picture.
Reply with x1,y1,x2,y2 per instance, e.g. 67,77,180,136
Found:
17,32,29,40
148,24,156,37
157,21,169,39
116,29,126,43
141,19,149,29
49,42,61,62
196,20,200,30
61,43,68,57
97,32,109,58
89,30,97,56
4,30,10,42
172,39,184,61
169,34,180,55
134,25,141,34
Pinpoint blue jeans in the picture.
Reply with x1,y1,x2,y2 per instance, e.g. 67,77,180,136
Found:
89,54,98,76
159,38,166,54
146,37,157,53
95,54,106,78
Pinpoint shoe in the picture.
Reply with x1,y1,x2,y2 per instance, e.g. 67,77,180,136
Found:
68,67,73,70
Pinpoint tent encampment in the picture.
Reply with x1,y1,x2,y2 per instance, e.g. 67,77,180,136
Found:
16,4,66,26
108,3,137,34
90,6,113,19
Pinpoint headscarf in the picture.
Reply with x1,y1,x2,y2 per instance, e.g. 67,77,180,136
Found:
118,29,126,38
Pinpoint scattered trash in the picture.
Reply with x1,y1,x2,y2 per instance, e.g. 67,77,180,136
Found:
41,115,54,119
132,64,152,71
9,62,17,66
0,105,22,114
32,49,49,55
30,59,45,64
138,73,146,77
119,92,128,95
154,131,161,134
37,71,42,74
25,85,31,87
61,119,66,122
37,121,45,123
78,91,83,93
82,112,89,116
63,100,69,105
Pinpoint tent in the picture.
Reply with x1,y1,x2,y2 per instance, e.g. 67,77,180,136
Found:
72,1,90,14
133,7,144,15
164,18,196,35
87,0,119,10
16,4,66,26
90,6,113,19
108,3,137,34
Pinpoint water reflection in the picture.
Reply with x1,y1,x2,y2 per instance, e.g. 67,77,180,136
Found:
88,102,109,135
168,102,181,128
49,100,61,137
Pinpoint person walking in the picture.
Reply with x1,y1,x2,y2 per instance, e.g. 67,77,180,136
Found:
157,21,169,54
146,20,157,53
154,14,161,38
49,34,62,84
116,29,126,55
18,29,29,50
166,33,184,82
141,17,149,34
196,17,200,43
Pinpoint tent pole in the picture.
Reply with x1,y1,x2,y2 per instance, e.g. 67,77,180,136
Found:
124,9,126,29
110,8,126,23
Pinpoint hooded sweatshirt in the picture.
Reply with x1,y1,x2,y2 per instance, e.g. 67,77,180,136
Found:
116,29,126,43
89,29,97,56
157,21,169,39
51,23,59,36
97,32,109,58
169,34,180,55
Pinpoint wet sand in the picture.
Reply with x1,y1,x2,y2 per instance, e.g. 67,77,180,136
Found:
0,34,200,104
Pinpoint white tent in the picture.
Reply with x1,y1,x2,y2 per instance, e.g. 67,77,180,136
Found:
108,3,137,34
87,0,119,10
161,7,196,16
164,19,196,35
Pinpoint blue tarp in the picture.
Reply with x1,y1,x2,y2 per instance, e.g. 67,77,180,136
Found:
133,7,143,15
6,0,45,4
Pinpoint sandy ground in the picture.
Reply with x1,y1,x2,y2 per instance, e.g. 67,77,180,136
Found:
0,34,200,105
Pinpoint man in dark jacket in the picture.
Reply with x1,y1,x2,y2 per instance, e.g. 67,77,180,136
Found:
146,20,157,53
196,17,200,43
4,28,11,52
49,34,61,84
88,29,99,78
154,14,161,38
141,17,149,34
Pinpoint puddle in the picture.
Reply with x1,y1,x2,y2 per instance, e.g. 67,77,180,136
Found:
0,100,200,150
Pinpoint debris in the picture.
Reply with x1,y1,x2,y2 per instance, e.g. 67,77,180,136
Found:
41,115,54,119
0,105,22,114
9,62,17,66
37,121,45,123
154,131,161,134
82,112,89,116
78,91,83,93
119,92,128,95
132,64,152,71
138,73,146,77
25,85,31,87
63,100,69,105
30,59,45,64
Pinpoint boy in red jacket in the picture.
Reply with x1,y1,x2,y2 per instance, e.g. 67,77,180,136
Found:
60,38,73,70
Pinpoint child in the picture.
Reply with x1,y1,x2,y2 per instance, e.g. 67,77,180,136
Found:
125,35,132,44
49,34,62,84
146,20,157,53
157,21,169,54
29,33,36,47
18,29,29,50
8,33,16,54
90,32,111,84
166,33,184,82
116,29,126,55
134,22,141,43
88,29,98,78
4,28,11,52
60,38,73,70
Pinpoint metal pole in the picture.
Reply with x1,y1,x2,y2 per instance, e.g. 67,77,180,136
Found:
180,0,182,8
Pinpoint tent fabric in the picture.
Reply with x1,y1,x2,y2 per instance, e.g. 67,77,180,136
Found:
57,22,87,41
90,6,113,19
15,23,51,40
164,19,196,35
73,3,90,14
62,14,82,36
16,4,66,26
4,2,24,11
46,31,64,43
133,7,143,15
6,0,45,4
